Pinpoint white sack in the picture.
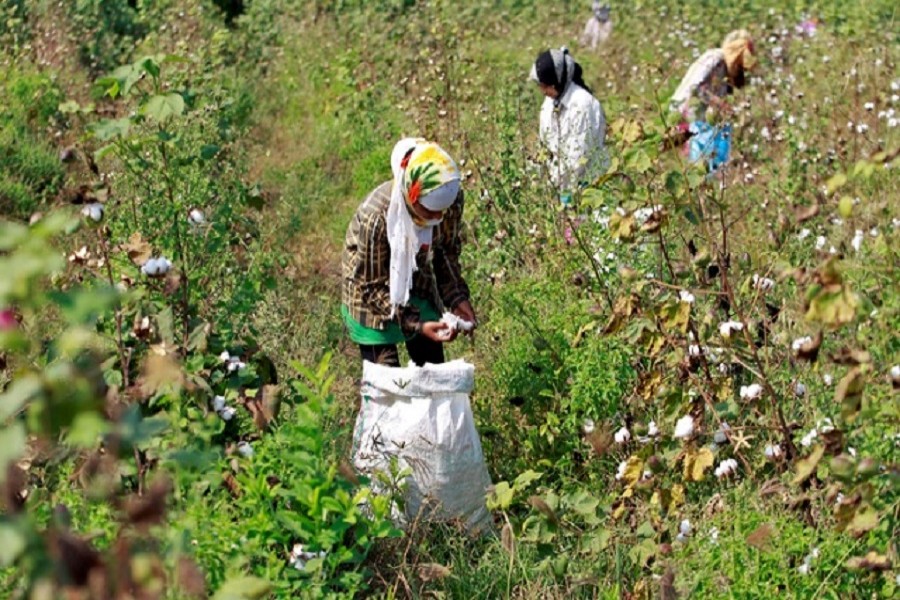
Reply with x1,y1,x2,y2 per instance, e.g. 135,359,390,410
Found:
351,359,492,533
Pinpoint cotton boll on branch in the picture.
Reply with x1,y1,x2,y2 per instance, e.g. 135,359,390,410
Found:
614,426,631,444
673,415,695,439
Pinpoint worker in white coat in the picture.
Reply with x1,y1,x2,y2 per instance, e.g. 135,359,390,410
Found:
531,47,607,206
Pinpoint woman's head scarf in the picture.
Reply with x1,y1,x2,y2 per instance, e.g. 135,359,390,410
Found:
530,47,592,103
722,30,755,81
386,138,460,316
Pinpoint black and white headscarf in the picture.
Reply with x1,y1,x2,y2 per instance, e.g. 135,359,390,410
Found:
530,47,577,102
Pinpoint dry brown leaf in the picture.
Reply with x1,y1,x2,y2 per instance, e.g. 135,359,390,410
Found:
501,522,515,556
176,557,207,598
746,523,774,549
417,563,451,583
124,477,171,529
660,567,678,600
122,231,152,266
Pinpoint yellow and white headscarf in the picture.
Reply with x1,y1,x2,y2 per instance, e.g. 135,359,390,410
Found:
722,29,755,78
386,138,460,316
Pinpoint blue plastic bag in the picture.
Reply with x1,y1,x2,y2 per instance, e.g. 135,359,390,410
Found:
688,122,732,172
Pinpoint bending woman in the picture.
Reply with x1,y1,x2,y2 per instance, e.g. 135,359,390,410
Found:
341,138,477,367
531,47,607,205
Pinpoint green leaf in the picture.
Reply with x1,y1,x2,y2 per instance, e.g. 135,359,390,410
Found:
0,376,42,423
838,196,853,218
625,148,652,174
91,118,131,141
200,144,221,160
66,412,109,448
835,366,866,422
140,57,160,80
792,444,825,485
0,522,27,568
513,469,542,490
143,93,185,122
825,172,847,195
486,481,514,510
212,577,273,600
0,422,27,482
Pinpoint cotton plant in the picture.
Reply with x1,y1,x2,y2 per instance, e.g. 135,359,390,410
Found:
739,383,763,400
141,256,172,277
219,350,247,373
673,415,695,440
714,458,739,479
81,202,104,222
211,394,236,421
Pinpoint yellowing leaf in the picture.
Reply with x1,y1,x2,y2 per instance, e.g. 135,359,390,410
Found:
835,366,866,423
825,172,847,195
792,445,825,485
622,455,644,487
683,447,714,482
846,507,879,538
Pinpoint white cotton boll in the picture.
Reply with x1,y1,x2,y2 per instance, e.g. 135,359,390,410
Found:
219,351,231,362
718,363,730,374
815,236,826,250
141,258,158,276
752,274,775,291
212,395,226,412
220,406,236,421
582,418,596,434
673,415,695,439
740,383,763,400
679,519,692,536
642,469,652,481
615,460,627,481
82,202,104,222
792,336,812,352
851,230,864,252
709,527,719,544
823,373,833,386
188,208,206,225
760,126,771,140
794,382,807,397
614,426,631,444
818,418,835,434
798,563,810,575
237,441,254,458
676,532,688,543
856,123,869,134
864,102,875,111
688,344,701,357
800,428,818,447
714,422,731,444
719,321,744,338
869,228,878,237
891,365,900,379
797,228,811,240
647,421,659,437
764,444,783,460
680,290,695,304
889,118,898,128
810,547,820,559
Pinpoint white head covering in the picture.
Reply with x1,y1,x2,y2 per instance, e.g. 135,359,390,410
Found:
385,138,460,317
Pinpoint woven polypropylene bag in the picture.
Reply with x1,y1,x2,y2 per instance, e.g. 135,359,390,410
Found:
351,359,492,533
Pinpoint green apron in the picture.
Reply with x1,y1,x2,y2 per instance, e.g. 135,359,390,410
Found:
341,296,441,345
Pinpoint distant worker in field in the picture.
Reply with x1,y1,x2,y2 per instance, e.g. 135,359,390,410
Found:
341,138,476,367
668,30,756,172
531,47,607,206
580,2,612,50
670,29,756,122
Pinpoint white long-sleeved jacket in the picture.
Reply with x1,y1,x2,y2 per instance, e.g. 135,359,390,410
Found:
539,83,607,191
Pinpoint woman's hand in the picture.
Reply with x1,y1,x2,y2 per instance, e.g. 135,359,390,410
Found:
421,321,458,343
453,300,478,334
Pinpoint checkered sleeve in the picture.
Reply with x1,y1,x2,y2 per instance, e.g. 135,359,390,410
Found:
433,190,471,310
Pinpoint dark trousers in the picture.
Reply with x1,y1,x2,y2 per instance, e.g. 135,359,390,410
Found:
359,335,445,367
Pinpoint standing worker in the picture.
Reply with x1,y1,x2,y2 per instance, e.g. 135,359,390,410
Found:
341,138,477,367
531,47,607,206
581,2,612,50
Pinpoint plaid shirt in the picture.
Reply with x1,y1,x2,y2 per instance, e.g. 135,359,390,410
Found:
341,180,470,334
